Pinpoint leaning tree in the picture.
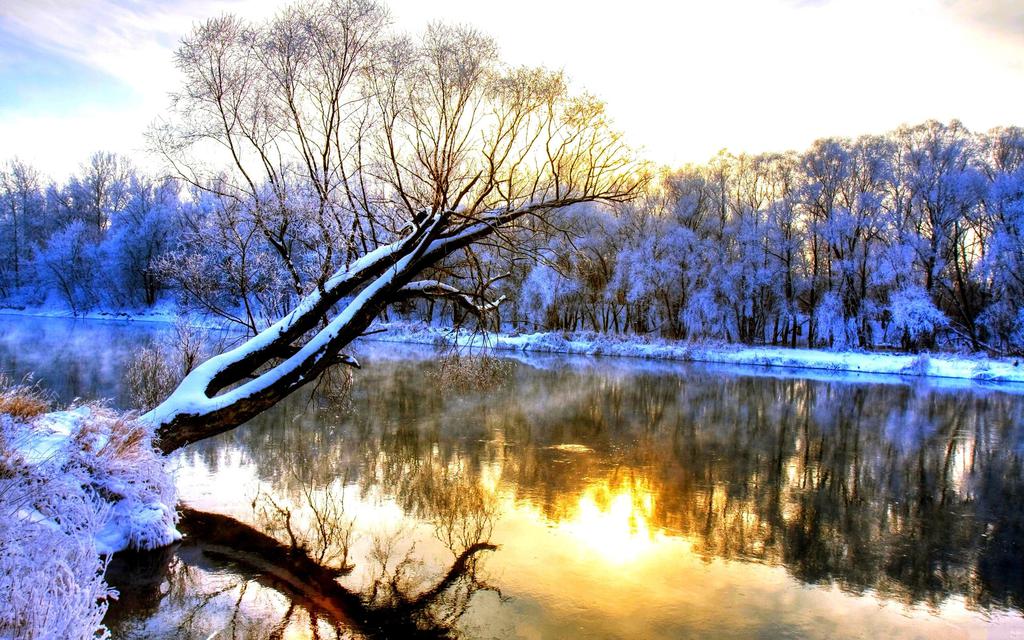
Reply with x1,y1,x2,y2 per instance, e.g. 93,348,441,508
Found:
143,0,644,452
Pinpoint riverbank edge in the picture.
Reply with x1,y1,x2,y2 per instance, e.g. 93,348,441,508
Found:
3,306,1023,386
0,401,179,638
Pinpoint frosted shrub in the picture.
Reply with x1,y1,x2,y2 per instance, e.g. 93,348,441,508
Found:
0,458,113,640
527,332,570,352
0,402,180,639
888,286,949,345
125,345,175,411
813,292,857,349
68,411,179,552
903,353,932,377
126,318,213,410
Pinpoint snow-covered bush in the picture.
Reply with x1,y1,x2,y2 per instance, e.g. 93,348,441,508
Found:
125,345,176,412
0,435,113,640
887,285,949,345
0,395,180,639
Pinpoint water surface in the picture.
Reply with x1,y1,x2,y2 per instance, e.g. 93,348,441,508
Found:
2,316,1023,639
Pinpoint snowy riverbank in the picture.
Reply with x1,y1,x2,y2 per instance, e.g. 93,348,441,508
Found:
0,399,178,637
0,302,183,325
368,323,1024,386
3,306,1023,386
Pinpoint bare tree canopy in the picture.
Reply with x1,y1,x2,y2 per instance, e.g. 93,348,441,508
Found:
144,0,644,452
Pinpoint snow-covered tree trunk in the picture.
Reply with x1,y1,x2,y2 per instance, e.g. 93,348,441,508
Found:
144,204,582,452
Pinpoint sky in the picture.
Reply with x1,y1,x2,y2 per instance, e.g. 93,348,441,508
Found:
0,0,1022,179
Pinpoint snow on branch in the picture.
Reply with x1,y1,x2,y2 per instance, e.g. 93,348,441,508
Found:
398,280,507,317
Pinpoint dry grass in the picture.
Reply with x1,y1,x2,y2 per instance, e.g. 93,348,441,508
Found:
0,375,51,421
97,417,148,461
69,407,148,462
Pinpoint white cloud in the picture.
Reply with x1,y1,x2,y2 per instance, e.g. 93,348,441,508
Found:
0,0,288,97
0,0,286,176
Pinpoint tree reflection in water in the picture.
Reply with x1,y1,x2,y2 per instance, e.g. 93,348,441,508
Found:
106,348,1024,636
106,460,500,639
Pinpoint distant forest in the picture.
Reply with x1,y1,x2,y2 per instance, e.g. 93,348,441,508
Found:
2,119,1023,354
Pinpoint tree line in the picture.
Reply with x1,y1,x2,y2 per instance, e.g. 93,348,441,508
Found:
521,121,1024,354
1,120,1023,353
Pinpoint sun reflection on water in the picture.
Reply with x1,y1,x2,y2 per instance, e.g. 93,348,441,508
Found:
550,475,675,565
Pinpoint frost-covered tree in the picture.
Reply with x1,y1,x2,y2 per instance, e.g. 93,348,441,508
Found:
160,191,297,331
0,160,45,294
2,72,1021,356
99,176,181,307
900,121,988,348
521,261,579,329
800,138,849,346
144,0,643,452
978,127,1024,353
761,153,805,346
34,220,99,314
1,153,175,312
514,203,615,332
607,196,692,336
722,153,780,344
824,135,890,346
69,152,133,239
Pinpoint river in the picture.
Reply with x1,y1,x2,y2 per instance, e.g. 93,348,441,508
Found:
2,316,1023,639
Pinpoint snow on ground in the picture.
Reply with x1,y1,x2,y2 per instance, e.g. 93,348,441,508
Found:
0,301,182,325
365,322,1024,387
6,406,180,555
1,405,179,638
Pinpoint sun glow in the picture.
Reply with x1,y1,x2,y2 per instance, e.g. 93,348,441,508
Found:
554,476,670,565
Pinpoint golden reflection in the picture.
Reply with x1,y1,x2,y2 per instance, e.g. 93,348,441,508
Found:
548,475,669,565
479,460,502,495
151,351,1024,639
